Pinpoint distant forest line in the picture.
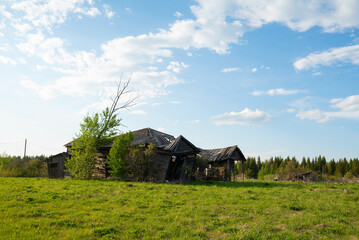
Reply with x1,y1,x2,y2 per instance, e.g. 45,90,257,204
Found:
1,153,359,181
236,155,359,181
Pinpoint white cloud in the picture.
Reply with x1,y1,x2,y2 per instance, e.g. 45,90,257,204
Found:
222,67,239,73
252,88,301,96
294,45,359,71
296,95,359,122
286,108,296,113
0,55,17,65
198,0,359,33
151,102,162,106
170,101,181,104
103,4,115,19
174,11,183,18
12,23,32,35
331,95,359,111
131,110,146,115
167,61,188,73
296,109,330,123
0,44,9,52
36,65,48,71
251,67,257,72
0,5,12,19
10,0,98,31
11,0,359,108
193,119,200,124
297,109,359,123
157,127,165,132
75,7,101,17
211,108,271,126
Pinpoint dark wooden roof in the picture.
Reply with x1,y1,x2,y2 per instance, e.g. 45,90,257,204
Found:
65,128,175,149
199,145,246,163
162,135,199,155
132,128,175,147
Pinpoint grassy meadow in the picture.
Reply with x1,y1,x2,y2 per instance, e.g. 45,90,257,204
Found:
0,178,358,239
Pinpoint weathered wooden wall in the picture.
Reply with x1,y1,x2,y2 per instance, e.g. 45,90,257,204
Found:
47,152,69,178
151,150,171,182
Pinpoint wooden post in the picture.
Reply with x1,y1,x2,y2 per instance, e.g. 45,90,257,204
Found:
180,157,187,182
23,138,27,159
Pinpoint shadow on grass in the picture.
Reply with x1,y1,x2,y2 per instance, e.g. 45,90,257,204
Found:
186,180,293,189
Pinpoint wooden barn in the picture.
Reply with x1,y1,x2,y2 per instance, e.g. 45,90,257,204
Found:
48,127,246,182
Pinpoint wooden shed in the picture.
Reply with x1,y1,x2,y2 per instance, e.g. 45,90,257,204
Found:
47,152,70,178
199,146,246,181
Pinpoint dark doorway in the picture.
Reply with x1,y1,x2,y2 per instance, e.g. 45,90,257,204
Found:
166,156,185,181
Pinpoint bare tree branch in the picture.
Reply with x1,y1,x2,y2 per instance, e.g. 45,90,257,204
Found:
96,75,137,142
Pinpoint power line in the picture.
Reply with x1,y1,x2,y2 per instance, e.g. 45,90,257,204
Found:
27,142,64,152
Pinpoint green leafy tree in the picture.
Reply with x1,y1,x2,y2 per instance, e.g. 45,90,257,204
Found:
66,78,135,179
107,132,134,179
126,143,156,181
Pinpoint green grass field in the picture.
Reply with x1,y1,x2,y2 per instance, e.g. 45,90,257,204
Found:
0,178,358,239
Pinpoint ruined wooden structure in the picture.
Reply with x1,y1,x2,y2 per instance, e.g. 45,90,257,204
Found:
47,152,70,178
294,171,314,182
49,127,246,182
199,146,246,181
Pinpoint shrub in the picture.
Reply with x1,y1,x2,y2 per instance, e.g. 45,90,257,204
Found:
126,144,155,182
263,174,276,181
0,155,47,177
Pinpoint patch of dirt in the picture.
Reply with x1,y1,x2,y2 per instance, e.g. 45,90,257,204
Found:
314,223,326,229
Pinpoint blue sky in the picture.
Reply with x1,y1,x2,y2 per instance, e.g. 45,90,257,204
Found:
1,0,359,160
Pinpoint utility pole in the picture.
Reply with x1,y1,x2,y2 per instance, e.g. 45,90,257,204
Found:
24,138,27,159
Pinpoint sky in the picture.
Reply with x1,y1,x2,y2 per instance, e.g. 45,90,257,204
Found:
1,0,359,160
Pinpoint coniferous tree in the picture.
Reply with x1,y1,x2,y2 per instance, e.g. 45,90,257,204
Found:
301,157,307,169
335,159,345,177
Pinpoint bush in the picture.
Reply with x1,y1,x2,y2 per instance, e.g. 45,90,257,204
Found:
0,155,47,177
192,155,209,180
126,144,155,182
107,132,156,182
263,174,276,181
344,171,355,180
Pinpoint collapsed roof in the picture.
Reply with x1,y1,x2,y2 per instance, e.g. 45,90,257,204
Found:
199,145,246,163
131,128,175,147
163,135,199,155
64,128,245,161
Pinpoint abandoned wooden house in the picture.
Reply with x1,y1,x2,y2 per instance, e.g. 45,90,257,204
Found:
199,146,246,181
47,127,246,182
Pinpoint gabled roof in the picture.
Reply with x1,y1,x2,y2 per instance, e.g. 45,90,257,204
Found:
199,145,246,163
162,135,199,155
